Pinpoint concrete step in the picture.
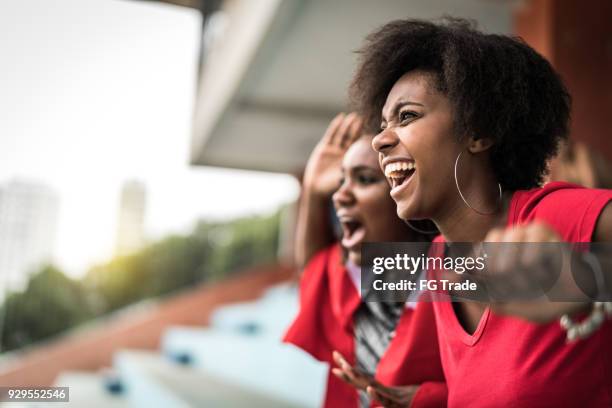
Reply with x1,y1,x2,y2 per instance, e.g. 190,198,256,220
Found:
55,372,129,408
115,349,298,408
162,327,327,407
210,283,299,337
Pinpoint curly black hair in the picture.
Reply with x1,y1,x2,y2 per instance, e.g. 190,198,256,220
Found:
349,18,571,191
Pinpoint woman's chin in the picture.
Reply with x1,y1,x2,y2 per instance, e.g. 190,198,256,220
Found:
396,196,425,221
397,202,415,221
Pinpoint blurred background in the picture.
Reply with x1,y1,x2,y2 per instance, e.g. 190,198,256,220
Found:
0,0,610,407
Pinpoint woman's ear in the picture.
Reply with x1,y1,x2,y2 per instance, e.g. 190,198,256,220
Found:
467,137,494,154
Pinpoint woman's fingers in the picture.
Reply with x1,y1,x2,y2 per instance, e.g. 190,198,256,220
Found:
332,366,362,388
332,368,351,383
344,115,364,147
332,350,355,372
367,386,400,408
368,384,417,408
335,112,358,147
323,113,345,145
370,382,403,399
322,112,364,150
332,350,348,368
332,350,372,390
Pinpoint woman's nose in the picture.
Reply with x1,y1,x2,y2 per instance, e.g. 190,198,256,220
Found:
372,128,399,154
332,181,355,207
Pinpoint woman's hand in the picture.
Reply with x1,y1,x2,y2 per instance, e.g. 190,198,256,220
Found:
447,222,593,322
302,113,363,197
367,384,419,408
332,350,373,391
332,351,418,407
294,113,363,267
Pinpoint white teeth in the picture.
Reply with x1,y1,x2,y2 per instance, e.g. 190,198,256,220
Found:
384,161,415,177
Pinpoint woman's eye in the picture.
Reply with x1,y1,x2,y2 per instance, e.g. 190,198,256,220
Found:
357,174,378,185
380,123,387,131
338,177,345,187
399,110,417,123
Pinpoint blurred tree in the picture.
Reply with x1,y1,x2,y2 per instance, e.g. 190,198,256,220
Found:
205,211,281,280
83,231,214,312
0,208,283,351
83,209,281,311
0,265,93,351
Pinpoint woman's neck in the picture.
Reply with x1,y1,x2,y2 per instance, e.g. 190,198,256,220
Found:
434,191,513,243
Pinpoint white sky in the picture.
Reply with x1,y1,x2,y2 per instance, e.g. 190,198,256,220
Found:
0,0,300,277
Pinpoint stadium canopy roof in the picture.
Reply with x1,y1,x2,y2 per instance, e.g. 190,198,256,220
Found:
149,0,512,174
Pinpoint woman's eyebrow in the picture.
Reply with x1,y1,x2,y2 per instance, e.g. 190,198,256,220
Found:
350,165,379,173
382,100,425,121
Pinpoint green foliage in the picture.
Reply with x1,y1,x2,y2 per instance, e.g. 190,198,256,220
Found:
0,265,93,351
204,210,281,280
84,232,213,312
0,209,283,352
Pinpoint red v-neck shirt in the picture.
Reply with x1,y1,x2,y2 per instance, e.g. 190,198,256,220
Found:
284,244,447,408
433,182,612,407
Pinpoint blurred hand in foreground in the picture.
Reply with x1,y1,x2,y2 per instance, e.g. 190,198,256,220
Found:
444,222,594,323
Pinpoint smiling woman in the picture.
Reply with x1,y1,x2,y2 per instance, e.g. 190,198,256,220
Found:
350,18,612,408
350,20,570,235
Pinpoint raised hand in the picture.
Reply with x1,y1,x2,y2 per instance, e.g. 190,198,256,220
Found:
294,113,364,267
302,113,363,197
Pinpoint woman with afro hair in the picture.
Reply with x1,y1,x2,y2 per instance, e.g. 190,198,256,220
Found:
350,18,612,407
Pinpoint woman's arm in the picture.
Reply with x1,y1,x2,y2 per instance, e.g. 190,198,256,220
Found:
594,202,612,242
294,113,363,268
467,216,612,323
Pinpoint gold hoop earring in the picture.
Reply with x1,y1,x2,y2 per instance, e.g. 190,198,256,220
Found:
454,151,502,216
403,219,439,235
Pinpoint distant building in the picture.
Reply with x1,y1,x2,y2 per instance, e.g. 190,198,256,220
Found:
115,181,147,256
0,180,59,290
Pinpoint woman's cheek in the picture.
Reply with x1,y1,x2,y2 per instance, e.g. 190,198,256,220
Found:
357,190,381,220
372,190,398,220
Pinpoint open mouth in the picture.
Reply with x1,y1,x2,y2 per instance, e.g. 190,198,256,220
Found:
339,218,366,250
384,161,416,190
